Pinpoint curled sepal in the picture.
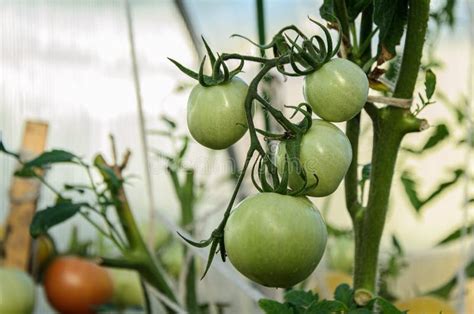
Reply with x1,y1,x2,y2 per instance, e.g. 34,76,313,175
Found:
251,155,264,192
311,35,328,63
230,33,276,50
308,15,341,60
285,103,313,133
228,56,245,80
201,36,217,67
198,56,211,87
274,154,290,195
258,157,274,192
168,58,199,80
218,54,230,83
200,239,219,280
177,232,213,248
255,128,285,140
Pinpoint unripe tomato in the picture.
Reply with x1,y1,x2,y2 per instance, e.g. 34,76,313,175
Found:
276,120,352,197
395,296,455,314
108,269,144,309
224,193,327,288
0,268,36,314
304,58,368,122
44,256,113,314
159,240,184,278
187,77,249,149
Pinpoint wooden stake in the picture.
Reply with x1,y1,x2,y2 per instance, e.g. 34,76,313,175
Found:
2,121,48,270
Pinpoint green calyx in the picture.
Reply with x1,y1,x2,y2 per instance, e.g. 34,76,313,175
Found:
171,16,342,280
168,36,244,87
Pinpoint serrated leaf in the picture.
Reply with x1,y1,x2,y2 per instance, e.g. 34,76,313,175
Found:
30,201,84,237
334,284,355,308
284,290,316,308
258,299,294,314
424,69,437,99
305,300,347,314
348,309,373,314
373,297,404,314
374,0,409,60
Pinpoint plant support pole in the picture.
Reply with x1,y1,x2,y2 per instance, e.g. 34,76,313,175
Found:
124,0,157,248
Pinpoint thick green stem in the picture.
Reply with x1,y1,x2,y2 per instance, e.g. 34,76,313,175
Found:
95,155,178,312
345,114,361,219
353,0,430,298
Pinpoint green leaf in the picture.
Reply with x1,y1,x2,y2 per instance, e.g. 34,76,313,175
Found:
24,149,79,168
319,0,336,23
391,235,404,254
94,158,123,191
285,290,316,308
437,224,474,245
30,201,85,237
346,0,373,21
373,297,404,314
0,137,20,159
373,0,409,60
403,124,449,154
424,69,437,99
422,124,449,151
400,169,463,213
305,300,347,313
160,116,177,129
348,309,373,314
258,299,294,314
14,167,38,178
400,171,422,210
334,284,354,308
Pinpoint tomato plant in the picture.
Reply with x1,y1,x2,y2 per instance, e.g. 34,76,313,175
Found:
276,119,352,197
0,268,36,314
0,0,440,311
187,77,249,149
44,256,113,314
224,193,327,287
304,58,369,122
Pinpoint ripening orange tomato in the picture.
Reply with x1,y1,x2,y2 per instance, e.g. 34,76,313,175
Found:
44,256,113,314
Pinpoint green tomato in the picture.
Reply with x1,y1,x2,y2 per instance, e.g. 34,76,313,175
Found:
159,241,184,278
108,269,144,309
0,268,36,314
224,193,327,288
277,119,352,197
304,58,368,122
187,77,249,149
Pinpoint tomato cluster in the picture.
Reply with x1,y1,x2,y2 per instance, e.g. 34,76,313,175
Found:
184,57,368,288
